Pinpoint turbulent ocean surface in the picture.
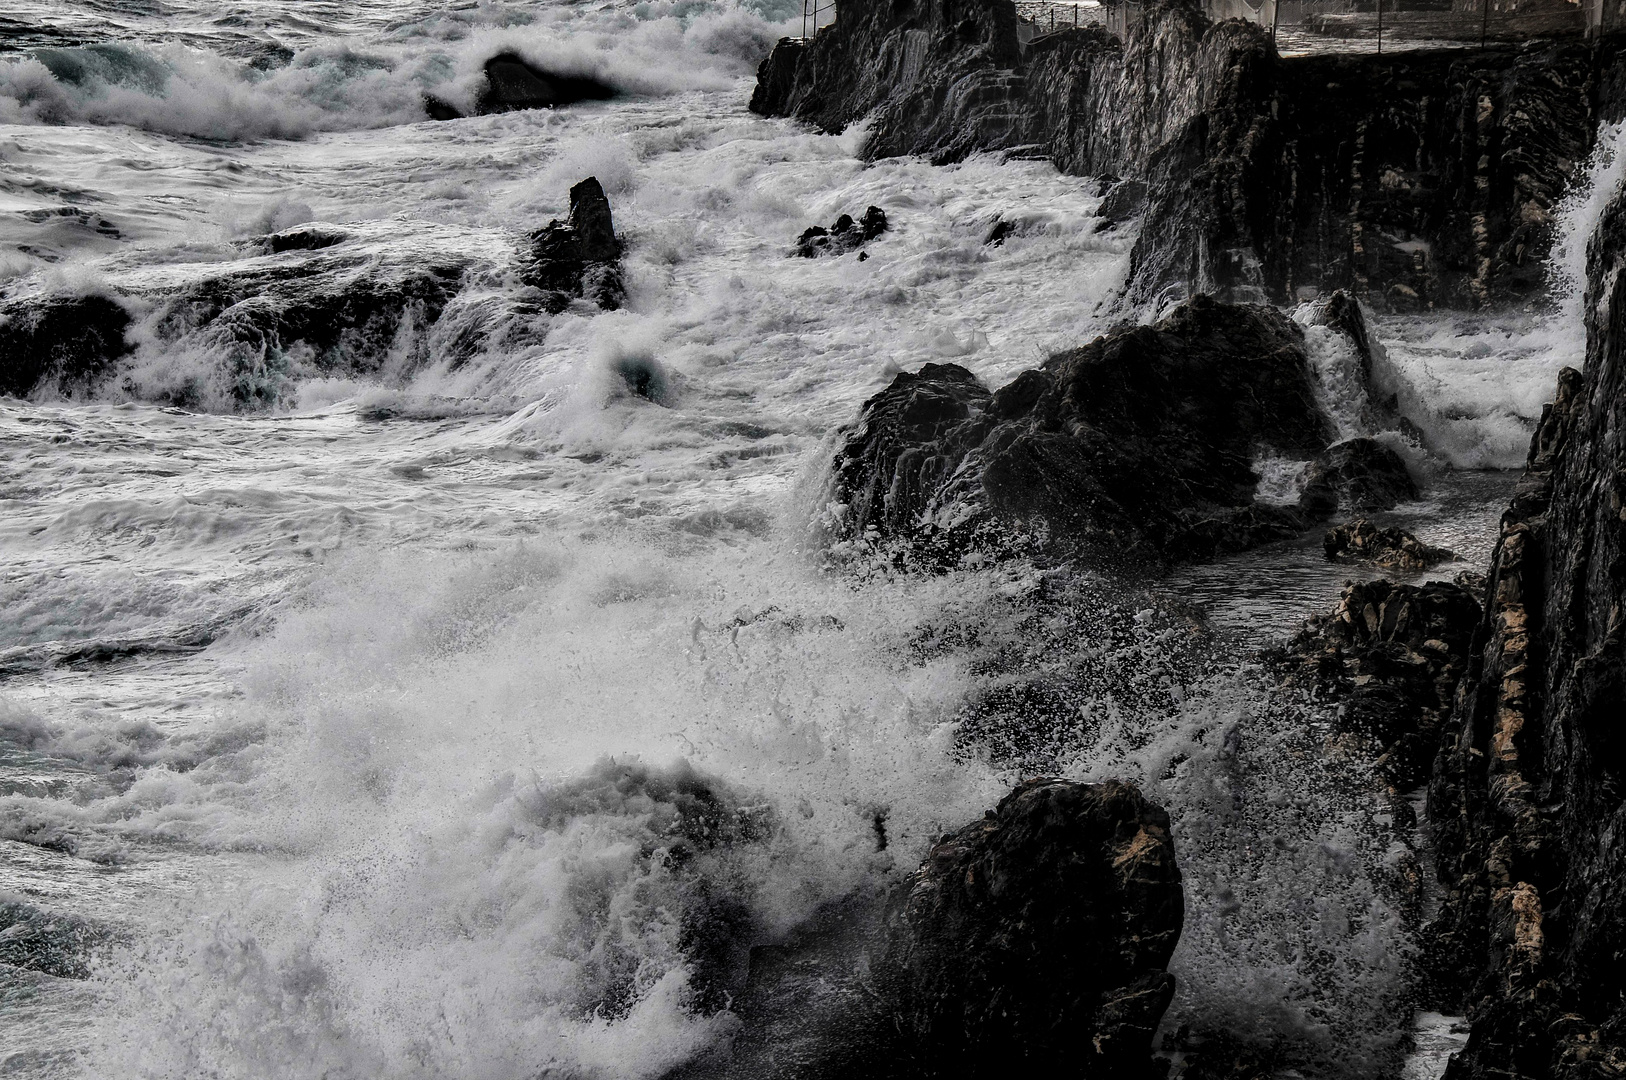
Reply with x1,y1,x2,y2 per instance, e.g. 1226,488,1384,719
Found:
0,1,1619,1076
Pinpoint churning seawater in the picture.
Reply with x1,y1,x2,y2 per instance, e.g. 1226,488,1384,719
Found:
1,2,1619,1076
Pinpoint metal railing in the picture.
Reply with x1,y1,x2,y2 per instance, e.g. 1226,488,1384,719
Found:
1014,1,1114,31
800,0,837,39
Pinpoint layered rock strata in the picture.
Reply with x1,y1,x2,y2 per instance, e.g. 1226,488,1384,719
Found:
1425,183,1626,1076
753,0,1620,310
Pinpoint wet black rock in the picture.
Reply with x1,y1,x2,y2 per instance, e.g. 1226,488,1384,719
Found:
1273,577,1480,791
883,778,1183,1077
257,223,348,254
1323,517,1455,570
795,206,888,257
474,52,616,115
682,778,1183,1080
1424,171,1626,1077
1298,438,1419,519
752,0,1620,310
832,295,1333,566
0,292,131,398
150,256,467,409
523,176,625,314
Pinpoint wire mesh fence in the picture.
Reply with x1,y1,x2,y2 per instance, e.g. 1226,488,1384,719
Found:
1009,0,1590,50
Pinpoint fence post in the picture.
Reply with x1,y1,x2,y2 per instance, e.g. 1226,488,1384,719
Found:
1376,0,1383,54
1480,0,1490,45
1270,0,1281,45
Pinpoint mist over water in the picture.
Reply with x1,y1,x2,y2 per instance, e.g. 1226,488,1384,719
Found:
4,1,1626,1076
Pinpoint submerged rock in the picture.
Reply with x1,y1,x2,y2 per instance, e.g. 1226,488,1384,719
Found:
1323,517,1455,570
832,295,1335,566
883,778,1183,1077
522,176,626,314
1298,438,1419,519
0,292,131,398
1425,177,1626,1076
795,206,888,258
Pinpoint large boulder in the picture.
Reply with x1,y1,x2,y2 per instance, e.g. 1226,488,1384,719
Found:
678,779,1184,1080
0,293,131,398
1425,178,1626,1079
832,295,1342,566
883,779,1184,1077
522,176,625,314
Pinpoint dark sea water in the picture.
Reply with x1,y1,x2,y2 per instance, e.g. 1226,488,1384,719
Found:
0,2,1618,1076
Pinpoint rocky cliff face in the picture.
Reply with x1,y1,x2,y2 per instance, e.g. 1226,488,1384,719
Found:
753,0,1618,310
1426,183,1626,1078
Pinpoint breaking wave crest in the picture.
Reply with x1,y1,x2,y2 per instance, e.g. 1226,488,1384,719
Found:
0,3,792,140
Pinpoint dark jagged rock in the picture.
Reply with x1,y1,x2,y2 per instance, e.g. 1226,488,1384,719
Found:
683,779,1183,1080
1273,578,1481,791
1424,176,1626,1080
752,0,1620,310
151,256,467,409
795,206,888,258
1298,438,1419,519
0,293,131,398
473,52,616,115
832,295,1333,566
1323,517,1455,570
522,176,625,314
884,778,1183,1077
257,223,348,254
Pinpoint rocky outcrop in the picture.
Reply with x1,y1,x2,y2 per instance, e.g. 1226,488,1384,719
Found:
1274,577,1481,791
795,206,888,257
522,176,625,314
1324,517,1456,570
831,295,1401,567
885,779,1183,1076
1424,180,1626,1077
0,293,131,398
686,778,1184,1079
752,0,1616,310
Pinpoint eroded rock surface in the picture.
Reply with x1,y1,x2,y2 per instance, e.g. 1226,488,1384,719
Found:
1425,175,1626,1079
